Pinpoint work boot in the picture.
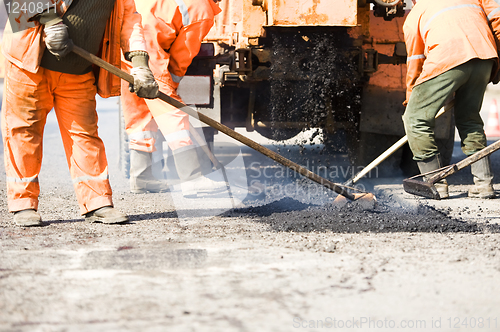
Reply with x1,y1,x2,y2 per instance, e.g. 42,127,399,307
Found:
468,156,496,199
417,154,449,199
180,175,227,198
173,146,226,198
14,209,43,227
85,206,129,224
130,149,169,194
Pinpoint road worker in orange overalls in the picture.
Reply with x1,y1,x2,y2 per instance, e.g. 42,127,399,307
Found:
120,0,223,197
2,0,159,226
403,0,500,199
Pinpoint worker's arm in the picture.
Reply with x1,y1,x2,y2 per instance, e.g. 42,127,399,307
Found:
480,0,500,83
481,0,500,51
403,24,425,104
120,0,147,54
167,18,214,84
121,0,158,98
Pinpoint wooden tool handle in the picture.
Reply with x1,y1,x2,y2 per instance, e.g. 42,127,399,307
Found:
428,139,500,183
72,46,355,200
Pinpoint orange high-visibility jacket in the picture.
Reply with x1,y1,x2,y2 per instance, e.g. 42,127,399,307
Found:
481,0,500,50
403,0,499,103
136,0,221,86
1,0,147,98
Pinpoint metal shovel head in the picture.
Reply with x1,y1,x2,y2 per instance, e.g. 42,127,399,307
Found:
403,178,441,200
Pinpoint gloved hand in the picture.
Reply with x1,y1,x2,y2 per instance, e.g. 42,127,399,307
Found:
129,66,159,99
44,22,73,59
127,51,159,99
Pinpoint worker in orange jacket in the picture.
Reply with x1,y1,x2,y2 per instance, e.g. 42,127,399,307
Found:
120,0,222,197
1,0,159,226
402,0,500,199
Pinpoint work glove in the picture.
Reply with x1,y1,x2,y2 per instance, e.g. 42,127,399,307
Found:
128,51,159,99
43,22,74,59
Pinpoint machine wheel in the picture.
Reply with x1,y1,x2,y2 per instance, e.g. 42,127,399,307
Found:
255,126,302,141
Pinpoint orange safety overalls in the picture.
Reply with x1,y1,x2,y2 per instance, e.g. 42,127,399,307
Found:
1,0,147,214
120,0,221,153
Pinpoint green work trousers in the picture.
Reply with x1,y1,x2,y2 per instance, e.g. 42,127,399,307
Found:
403,58,493,161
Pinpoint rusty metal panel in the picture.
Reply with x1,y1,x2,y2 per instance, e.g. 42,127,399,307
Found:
242,1,267,38
268,0,358,26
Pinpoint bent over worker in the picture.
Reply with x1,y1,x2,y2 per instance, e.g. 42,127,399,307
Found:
1,0,159,226
402,0,499,199
120,0,223,197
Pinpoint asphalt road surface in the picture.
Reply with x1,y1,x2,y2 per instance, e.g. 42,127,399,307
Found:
1,86,500,332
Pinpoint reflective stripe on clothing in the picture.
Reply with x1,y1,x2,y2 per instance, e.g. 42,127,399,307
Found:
164,129,190,142
422,4,485,34
487,7,500,19
174,0,191,25
72,170,109,185
407,54,426,61
6,175,38,183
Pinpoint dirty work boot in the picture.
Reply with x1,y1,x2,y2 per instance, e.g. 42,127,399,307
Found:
14,209,43,227
469,156,495,199
130,149,169,194
417,154,449,199
85,206,129,224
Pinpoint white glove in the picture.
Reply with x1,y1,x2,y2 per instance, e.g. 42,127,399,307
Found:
43,22,73,59
129,66,160,99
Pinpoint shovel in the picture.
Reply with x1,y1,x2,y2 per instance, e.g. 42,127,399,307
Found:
403,138,500,199
72,45,374,203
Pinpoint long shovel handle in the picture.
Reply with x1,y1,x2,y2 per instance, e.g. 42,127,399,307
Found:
347,98,455,185
72,45,356,200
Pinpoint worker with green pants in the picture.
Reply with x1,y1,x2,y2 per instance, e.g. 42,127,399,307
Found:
403,0,500,199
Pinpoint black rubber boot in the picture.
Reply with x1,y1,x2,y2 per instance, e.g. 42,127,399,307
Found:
130,150,169,194
416,154,449,199
469,156,495,199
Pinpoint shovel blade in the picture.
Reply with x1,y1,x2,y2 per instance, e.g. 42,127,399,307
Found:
403,178,441,200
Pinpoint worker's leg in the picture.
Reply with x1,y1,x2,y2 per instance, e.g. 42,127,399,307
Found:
121,78,169,193
402,64,469,199
403,67,466,161
144,82,222,197
1,62,53,217
49,70,116,215
143,97,203,179
452,59,495,198
453,58,492,156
